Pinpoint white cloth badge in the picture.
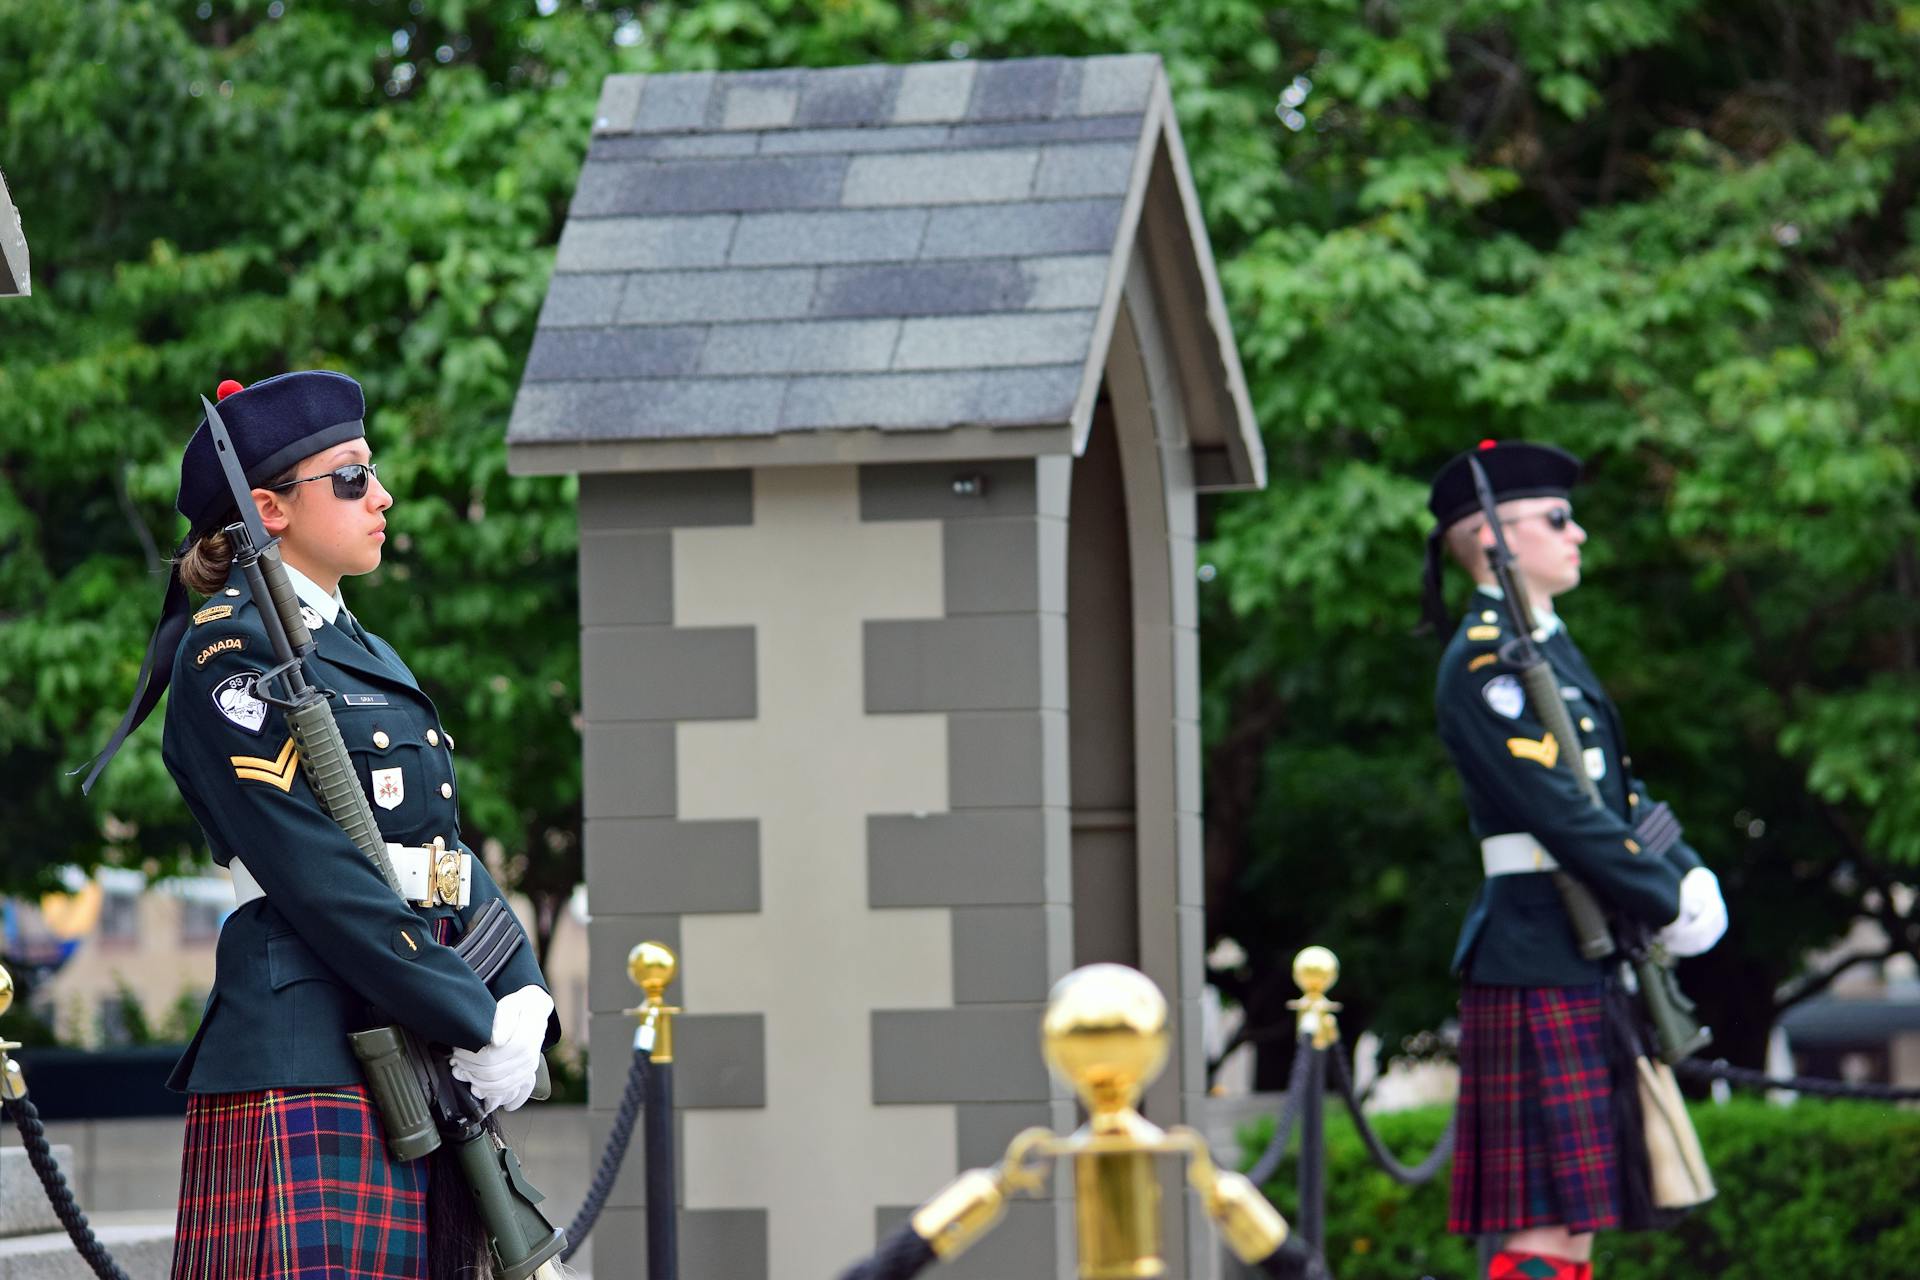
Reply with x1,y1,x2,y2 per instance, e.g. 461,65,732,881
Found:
1482,675,1525,719
1585,747,1608,780
371,766,406,810
212,673,267,735
300,605,324,630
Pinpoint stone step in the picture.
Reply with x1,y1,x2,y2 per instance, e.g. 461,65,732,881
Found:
0,1215,173,1280
0,1146,73,1238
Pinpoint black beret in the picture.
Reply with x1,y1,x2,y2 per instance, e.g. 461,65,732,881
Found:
1427,439,1581,529
175,370,366,534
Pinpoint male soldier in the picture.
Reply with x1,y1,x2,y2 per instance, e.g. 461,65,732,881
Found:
1420,441,1727,1280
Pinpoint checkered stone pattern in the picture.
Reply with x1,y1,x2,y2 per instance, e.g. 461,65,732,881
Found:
578,468,776,1277
509,56,1167,449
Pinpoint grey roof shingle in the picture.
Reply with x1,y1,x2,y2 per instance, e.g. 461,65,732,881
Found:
513,54,1259,488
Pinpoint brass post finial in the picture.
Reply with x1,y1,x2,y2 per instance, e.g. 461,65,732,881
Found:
1040,963,1169,1126
1287,945,1343,1050
0,964,25,1101
623,942,681,1064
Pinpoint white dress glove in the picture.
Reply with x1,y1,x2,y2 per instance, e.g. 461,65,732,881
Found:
1656,867,1728,958
448,985,553,1114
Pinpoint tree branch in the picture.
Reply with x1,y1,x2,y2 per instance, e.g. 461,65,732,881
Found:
113,461,162,574
1773,943,1900,1016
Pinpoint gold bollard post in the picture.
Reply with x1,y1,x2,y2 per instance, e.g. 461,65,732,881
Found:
0,965,26,1101
1040,964,1288,1279
1286,946,1341,1260
623,943,681,1280
1287,946,1341,1051
624,941,680,1064
873,964,1288,1279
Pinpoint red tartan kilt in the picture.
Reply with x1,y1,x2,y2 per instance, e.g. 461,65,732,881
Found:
1449,983,1621,1236
171,1085,428,1280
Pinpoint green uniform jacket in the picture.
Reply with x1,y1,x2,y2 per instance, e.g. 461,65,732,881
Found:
162,567,554,1093
1437,590,1701,987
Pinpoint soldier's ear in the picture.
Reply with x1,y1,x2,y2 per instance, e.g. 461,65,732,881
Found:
253,485,293,534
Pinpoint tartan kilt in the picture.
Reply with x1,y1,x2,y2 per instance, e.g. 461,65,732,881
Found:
171,1085,429,1280
1449,983,1621,1236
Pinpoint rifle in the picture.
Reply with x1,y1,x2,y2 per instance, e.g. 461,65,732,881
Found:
205,397,567,1280
1466,457,1710,1064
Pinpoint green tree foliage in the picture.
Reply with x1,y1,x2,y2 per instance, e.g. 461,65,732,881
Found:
0,0,628,954
3,1,1917,1072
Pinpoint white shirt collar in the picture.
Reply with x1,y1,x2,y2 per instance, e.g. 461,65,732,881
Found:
1474,584,1563,637
280,562,347,626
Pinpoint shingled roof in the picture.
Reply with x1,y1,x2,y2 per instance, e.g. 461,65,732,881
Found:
508,55,1262,490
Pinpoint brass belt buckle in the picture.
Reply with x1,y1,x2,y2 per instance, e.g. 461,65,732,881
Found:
431,836,461,907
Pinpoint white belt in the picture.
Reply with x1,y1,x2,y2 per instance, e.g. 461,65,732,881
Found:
231,843,472,910
1481,833,1561,877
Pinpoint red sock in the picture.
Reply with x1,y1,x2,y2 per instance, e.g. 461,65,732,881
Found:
1488,1251,1582,1280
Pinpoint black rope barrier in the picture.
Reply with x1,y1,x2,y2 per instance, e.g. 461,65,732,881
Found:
1246,1033,1318,1187
1674,1057,1920,1101
1326,1041,1456,1186
834,1220,937,1280
561,1041,650,1260
3,1095,129,1280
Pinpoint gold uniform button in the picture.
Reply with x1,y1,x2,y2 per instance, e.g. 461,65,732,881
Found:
440,782,453,799
426,729,440,747
1580,717,1595,732
372,730,390,749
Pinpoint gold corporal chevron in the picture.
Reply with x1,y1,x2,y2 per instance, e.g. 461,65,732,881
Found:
231,737,300,791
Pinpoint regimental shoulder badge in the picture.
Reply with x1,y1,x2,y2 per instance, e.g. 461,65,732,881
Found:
212,672,268,735
1507,734,1560,768
1481,674,1525,719
371,766,405,810
1466,625,1501,641
194,635,246,667
192,604,233,625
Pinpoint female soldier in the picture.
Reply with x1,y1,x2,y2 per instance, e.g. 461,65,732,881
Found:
1420,440,1726,1280
87,371,556,1280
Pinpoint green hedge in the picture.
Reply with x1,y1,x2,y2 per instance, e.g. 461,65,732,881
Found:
1239,1096,1920,1279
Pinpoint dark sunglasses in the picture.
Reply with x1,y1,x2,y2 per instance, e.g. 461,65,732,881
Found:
1503,506,1574,532
269,462,379,500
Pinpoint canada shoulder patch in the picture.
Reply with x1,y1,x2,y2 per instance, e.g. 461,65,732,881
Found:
194,635,247,668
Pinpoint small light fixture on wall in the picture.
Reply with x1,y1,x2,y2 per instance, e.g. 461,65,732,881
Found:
951,474,989,498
